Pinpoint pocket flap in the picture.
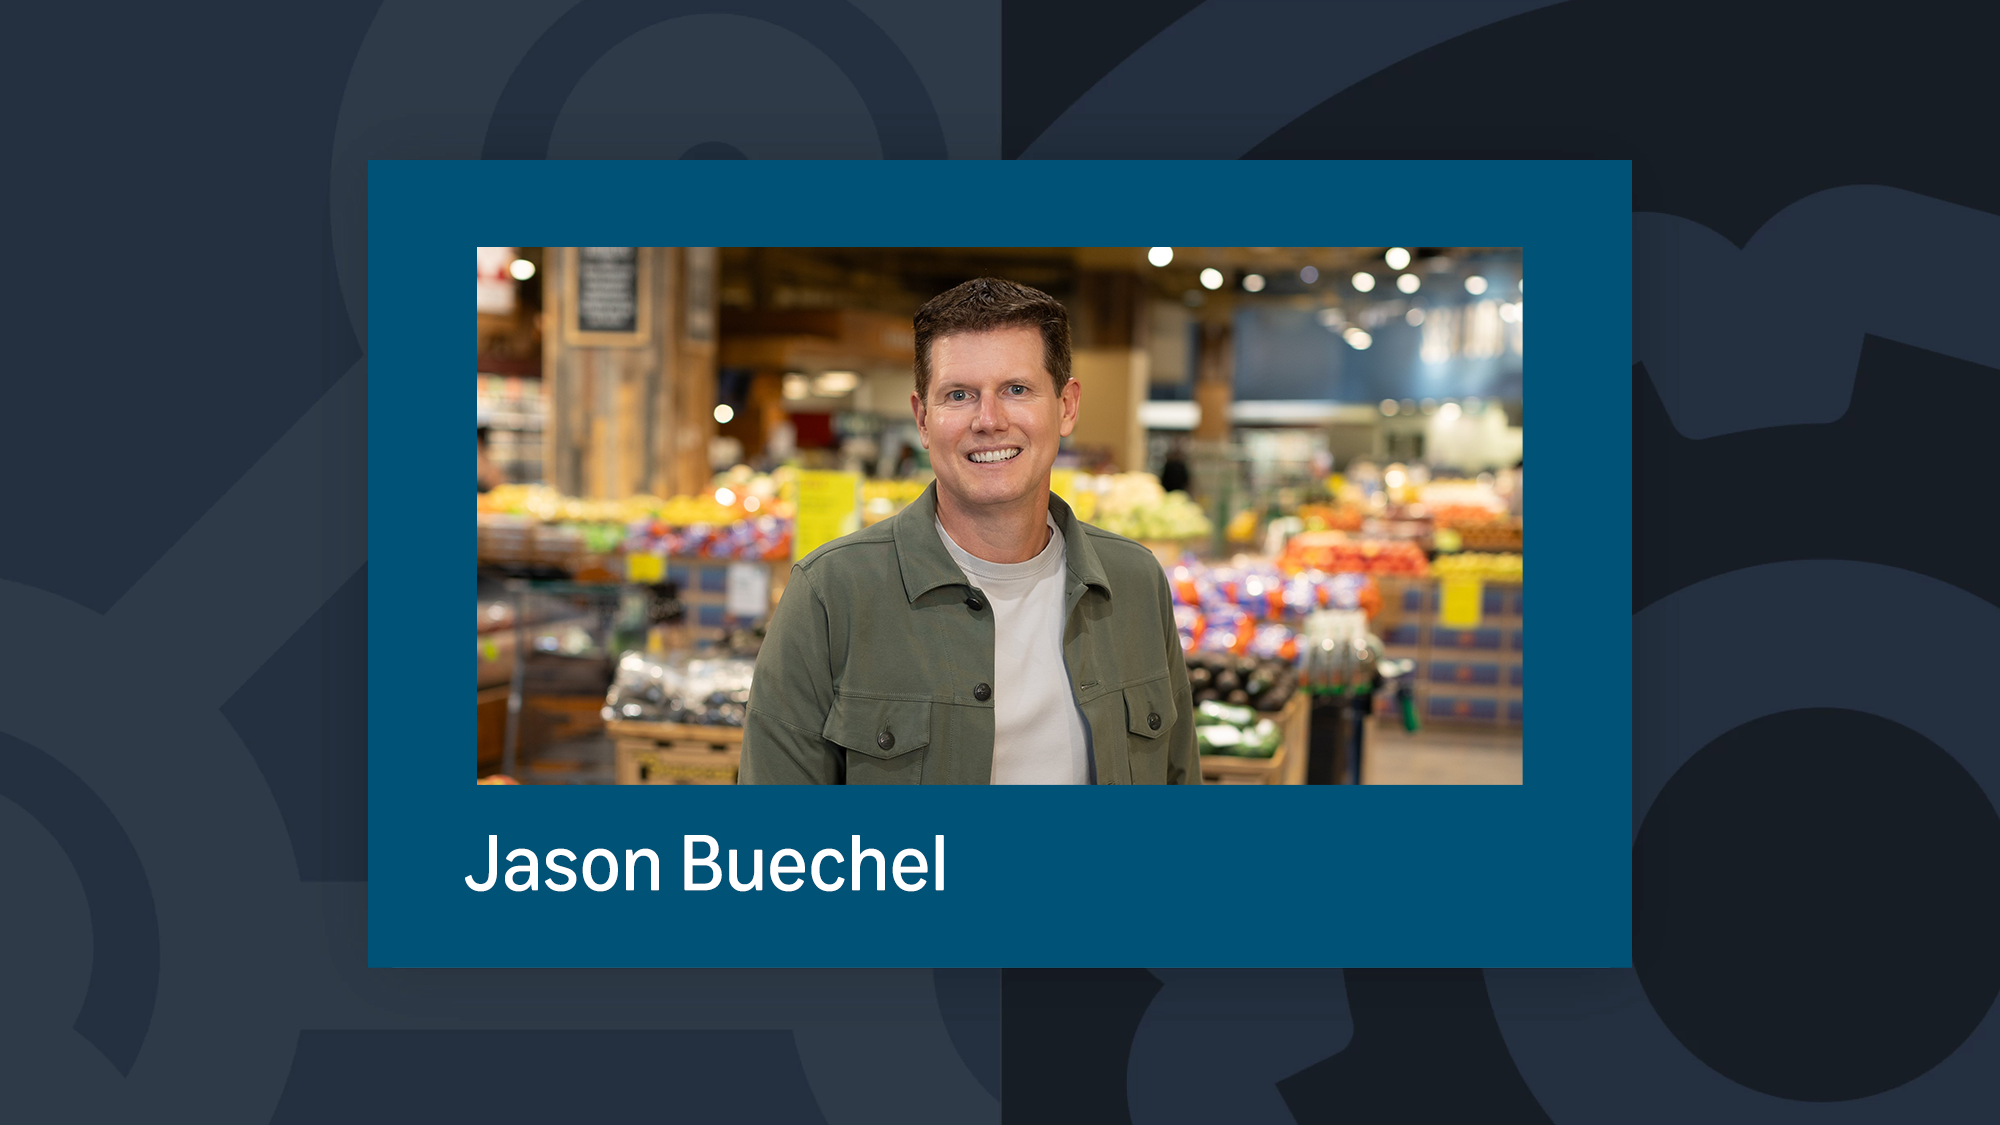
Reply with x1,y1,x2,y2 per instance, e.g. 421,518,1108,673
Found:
1123,677,1177,740
825,696,932,759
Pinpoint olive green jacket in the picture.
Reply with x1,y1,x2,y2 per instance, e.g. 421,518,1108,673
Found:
740,482,1200,784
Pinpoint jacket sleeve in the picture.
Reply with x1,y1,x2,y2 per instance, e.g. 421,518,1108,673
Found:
739,564,844,784
1158,568,1202,785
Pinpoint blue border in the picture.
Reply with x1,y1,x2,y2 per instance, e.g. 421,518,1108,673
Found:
371,160,1630,967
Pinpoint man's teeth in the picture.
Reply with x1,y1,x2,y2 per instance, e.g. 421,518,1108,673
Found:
970,449,1021,463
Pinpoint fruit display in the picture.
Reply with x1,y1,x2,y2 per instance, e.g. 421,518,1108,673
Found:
1192,696,1287,757
1185,650,1301,715
1279,532,1429,576
1426,503,1516,530
1430,552,1523,582
1168,557,1381,622
1296,502,1364,532
1090,472,1213,541
623,515,793,562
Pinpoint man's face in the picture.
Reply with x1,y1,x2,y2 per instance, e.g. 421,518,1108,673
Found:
913,325,1080,517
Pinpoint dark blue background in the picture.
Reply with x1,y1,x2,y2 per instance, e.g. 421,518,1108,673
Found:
2,1,1995,1121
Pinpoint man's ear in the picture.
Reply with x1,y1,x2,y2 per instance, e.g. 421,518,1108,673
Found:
1058,377,1081,438
910,391,928,447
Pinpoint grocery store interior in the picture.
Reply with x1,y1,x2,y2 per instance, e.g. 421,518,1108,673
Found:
476,246,1524,785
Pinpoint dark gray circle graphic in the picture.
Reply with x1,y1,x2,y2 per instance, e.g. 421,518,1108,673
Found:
1634,708,2000,1101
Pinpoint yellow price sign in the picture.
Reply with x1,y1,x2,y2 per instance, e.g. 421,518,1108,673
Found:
626,552,665,584
1439,576,1484,629
793,470,862,561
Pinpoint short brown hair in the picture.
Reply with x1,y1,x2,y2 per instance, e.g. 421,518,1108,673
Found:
913,277,1071,402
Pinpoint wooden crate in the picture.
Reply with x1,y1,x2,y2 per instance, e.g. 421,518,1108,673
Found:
1198,692,1310,785
608,719,743,784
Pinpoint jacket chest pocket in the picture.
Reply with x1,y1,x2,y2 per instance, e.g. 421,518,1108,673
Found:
825,696,932,785
1121,675,1177,785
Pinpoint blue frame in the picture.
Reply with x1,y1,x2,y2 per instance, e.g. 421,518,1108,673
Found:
371,160,1630,967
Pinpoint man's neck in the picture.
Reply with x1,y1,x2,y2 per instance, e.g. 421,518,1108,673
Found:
935,488,1053,564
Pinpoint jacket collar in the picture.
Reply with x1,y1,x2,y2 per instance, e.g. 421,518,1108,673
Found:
892,480,1112,603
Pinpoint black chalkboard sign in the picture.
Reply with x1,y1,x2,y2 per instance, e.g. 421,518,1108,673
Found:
575,247,640,333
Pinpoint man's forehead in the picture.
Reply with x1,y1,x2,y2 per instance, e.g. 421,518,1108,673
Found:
929,327,1051,386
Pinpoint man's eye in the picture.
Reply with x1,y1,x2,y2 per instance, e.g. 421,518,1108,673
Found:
1008,384,1028,395
948,390,968,402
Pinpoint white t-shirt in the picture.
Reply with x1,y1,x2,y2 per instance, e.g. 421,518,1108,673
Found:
937,515,1093,784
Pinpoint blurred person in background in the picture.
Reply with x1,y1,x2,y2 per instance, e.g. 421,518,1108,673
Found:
1159,437,1191,494
477,425,502,493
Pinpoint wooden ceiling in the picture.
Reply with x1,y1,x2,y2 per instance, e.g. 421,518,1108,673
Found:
717,246,1514,315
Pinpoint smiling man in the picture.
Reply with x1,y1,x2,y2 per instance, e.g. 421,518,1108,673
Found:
740,277,1199,784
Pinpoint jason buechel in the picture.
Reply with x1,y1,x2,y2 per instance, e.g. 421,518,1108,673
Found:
464,834,946,893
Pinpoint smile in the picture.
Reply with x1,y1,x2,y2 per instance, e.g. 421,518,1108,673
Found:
968,448,1022,463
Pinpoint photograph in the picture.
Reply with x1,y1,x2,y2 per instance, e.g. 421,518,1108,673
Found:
475,246,1524,786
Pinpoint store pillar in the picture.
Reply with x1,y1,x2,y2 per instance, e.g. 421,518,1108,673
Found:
1194,319,1234,442
541,247,719,499
1069,269,1150,472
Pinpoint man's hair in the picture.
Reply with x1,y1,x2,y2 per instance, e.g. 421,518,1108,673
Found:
913,277,1071,402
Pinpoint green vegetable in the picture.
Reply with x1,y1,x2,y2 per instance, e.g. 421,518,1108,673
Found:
1197,700,1256,728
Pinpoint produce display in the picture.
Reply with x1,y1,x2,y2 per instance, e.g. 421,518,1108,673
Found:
1429,552,1523,581
1193,697,1287,758
1169,557,1380,622
1278,531,1429,576
1426,503,1516,530
1089,472,1213,541
1295,502,1364,532
623,516,793,562
1185,651,1301,715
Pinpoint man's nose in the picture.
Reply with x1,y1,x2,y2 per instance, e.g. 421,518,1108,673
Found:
973,391,1004,430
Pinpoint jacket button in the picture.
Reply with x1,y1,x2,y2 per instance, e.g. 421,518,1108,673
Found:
877,730,894,751
973,683,991,702
965,594,984,612
1148,712,1161,731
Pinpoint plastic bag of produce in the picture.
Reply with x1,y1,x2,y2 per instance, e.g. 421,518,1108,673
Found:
1196,724,1244,753
1196,700,1257,728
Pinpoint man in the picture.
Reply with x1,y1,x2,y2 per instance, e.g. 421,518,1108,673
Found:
740,278,1198,784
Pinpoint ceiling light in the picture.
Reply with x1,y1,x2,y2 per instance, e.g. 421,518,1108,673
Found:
1380,399,1399,416
1148,246,1174,267
1299,265,1319,284
1343,328,1373,350
1351,272,1376,293
1405,307,1425,326
1384,247,1411,270
508,258,536,281
713,404,735,423
1242,273,1266,293
1465,275,1488,295
1438,401,1461,421
1199,268,1224,290
1396,273,1420,294
782,374,810,400
812,370,859,396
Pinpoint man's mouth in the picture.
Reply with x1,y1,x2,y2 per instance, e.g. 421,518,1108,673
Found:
968,448,1022,463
